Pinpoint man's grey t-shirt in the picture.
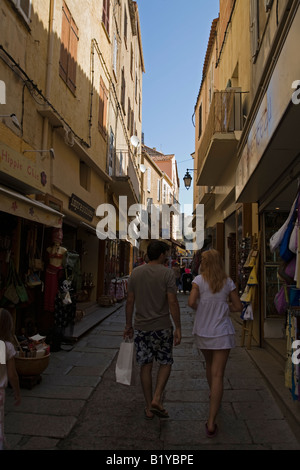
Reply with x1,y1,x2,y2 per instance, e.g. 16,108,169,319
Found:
128,264,177,331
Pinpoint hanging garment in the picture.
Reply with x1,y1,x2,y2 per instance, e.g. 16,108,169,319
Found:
279,195,299,262
270,192,299,253
247,266,258,286
63,251,81,291
44,265,64,312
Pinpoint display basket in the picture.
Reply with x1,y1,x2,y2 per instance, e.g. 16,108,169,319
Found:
15,353,50,376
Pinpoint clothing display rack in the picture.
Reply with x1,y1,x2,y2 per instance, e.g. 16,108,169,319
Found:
240,233,261,350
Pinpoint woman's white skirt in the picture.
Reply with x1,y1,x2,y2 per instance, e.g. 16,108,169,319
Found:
194,334,236,350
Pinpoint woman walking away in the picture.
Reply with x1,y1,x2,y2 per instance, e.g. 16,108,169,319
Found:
0,308,21,450
188,249,242,438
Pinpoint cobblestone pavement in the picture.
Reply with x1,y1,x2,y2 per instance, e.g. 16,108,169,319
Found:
4,294,300,454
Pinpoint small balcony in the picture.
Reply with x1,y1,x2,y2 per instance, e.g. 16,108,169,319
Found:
198,185,215,204
196,89,243,186
109,150,140,204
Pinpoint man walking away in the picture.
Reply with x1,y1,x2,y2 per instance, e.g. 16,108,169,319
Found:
124,240,181,420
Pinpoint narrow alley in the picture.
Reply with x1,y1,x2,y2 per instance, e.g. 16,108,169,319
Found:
4,294,300,452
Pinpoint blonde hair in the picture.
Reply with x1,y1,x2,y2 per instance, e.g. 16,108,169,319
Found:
0,308,14,342
199,249,227,293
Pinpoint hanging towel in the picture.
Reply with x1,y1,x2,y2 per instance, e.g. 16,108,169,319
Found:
0,341,6,365
247,266,258,286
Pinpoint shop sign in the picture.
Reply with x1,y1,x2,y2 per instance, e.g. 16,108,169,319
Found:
0,142,48,192
69,193,94,221
0,186,63,228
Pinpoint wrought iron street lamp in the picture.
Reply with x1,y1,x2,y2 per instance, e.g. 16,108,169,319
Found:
183,169,196,190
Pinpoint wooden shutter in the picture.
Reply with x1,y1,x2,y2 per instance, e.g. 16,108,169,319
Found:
198,104,202,139
102,0,110,34
68,17,78,94
121,68,126,112
59,2,78,94
250,0,259,61
124,7,127,44
98,77,108,136
147,168,151,193
130,110,134,137
59,3,70,82
113,34,118,74
127,98,131,130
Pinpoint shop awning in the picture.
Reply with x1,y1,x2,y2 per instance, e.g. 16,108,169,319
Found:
0,185,64,227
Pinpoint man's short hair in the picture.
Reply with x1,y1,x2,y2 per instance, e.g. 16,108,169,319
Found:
147,240,169,261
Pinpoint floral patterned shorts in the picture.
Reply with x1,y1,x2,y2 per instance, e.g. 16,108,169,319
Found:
134,328,174,365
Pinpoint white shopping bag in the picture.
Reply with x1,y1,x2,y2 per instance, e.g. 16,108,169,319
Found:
0,340,6,364
115,339,137,386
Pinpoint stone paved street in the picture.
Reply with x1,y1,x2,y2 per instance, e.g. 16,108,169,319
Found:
4,294,300,453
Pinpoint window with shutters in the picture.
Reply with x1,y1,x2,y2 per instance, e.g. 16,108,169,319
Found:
130,44,133,79
113,34,118,76
80,160,91,191
163,183,166,203
157,179,161,202
108,127,115,176
124,7,128,47
198,104,202,140
98,76,108,138
250,0,259,62
102,0,110,35
127,98,131,130
10,0,31,24
59,1,79,95
147,198,153,212
121,67,126,113
147,168,151,193
139,94,141,122
135,73,138,102
130,110,134,137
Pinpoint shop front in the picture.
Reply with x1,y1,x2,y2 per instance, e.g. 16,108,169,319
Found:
0,185,64,340
236,4,300,399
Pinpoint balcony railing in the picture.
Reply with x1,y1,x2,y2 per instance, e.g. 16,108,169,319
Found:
197,89,243,185
198,89,243,174
109,149,140,203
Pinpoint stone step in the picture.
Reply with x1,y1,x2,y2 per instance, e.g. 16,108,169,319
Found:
64,302,124,341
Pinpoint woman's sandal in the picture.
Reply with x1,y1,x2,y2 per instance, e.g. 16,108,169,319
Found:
144,408,154,420
205,422,218,438
150,405,169,419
